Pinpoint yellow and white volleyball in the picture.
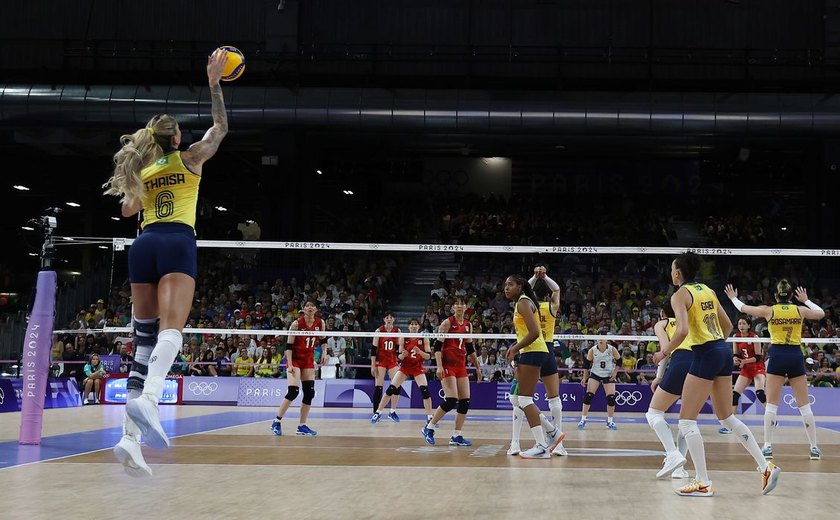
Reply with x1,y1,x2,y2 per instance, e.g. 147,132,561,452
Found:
214,46,245,82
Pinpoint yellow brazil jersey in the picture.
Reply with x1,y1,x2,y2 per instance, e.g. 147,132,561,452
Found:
513,295,549,354
665,318,692,354
768,303,803,346
140,151,200,229
683,282,725,345
537,301,556,343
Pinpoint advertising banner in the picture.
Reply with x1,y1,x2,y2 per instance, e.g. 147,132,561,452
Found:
0,378,18,412
5,377,81,412
182,376,240,404
101,375,181,405
237,378,326,407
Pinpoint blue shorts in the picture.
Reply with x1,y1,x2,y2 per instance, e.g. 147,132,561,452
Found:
688,340,732,381
128,223,197,283
518,351,549,370
659,349,692,395
765,344,807,378
589,373,615,384
540,351,559,378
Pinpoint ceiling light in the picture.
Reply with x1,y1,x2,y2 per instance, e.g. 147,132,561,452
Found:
21,226,34,231
62,237,75,241
215,206,227,212
98,246,109,249
245,219,255,224
13,185,30,191
66,202,80,207
69,271,82,276
111,217,120,221
28,253,38,257
343,190,354,195
316,170,323,175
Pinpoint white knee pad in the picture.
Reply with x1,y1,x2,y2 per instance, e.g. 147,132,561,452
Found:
645,408,665,428
509,393,519,407
678,419,700,438
517,395,535,410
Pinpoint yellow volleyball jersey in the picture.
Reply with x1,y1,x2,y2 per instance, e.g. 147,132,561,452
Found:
665,318,692,354
513,295,548,353
538,301,556,342
140,151,200,229
683,282,724,345
768,303,803,345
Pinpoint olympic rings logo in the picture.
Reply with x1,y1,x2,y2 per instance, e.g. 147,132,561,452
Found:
783,393,815,409
614,390,643,406
188,382,218,396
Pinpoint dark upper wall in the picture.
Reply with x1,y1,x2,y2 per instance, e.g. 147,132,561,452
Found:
0,0,830,89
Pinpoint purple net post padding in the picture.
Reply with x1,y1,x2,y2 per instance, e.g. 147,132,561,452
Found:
19,270,57,444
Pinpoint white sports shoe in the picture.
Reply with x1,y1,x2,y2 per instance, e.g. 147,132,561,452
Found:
113,436,153,478
507,442,521,456
126,395,169,450
519,444,550,459
672,467,690,479
544,427,566,453
656,451,687,479
551,442,568,456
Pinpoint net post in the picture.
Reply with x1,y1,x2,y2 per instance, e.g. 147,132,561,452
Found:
18,270,57,445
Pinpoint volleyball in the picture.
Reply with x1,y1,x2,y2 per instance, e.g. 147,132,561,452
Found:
215,46,245,82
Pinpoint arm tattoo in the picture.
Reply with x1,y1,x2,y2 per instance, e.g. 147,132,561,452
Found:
185,83,229,168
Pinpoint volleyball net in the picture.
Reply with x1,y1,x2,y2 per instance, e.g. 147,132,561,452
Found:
49,237,840,352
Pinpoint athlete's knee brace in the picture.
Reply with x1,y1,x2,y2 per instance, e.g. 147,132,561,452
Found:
732,390,742,406
583,391,595,405
606,394,616,407
456,398,470,414
385,385,399,396
285,385,300,402
755,389,766,404
645,408,665,428
132,318,160,348
440,397,457,412
301,380,316,405
420,385,430,400
517,395,535,410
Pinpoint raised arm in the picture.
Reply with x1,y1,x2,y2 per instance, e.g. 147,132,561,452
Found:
723,284,772,320
795,287,826,320
181,50,229,174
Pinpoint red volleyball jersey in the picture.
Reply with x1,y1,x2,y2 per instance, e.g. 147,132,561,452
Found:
735,331,759,360
375,326,401,365
442,316,471,367
292,316,323,366
401,337,427,373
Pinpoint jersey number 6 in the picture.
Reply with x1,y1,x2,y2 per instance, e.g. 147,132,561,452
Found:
154,190,175,219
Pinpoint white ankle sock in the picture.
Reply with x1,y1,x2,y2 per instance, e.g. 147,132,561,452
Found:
512,407,524,443
530,425,547,447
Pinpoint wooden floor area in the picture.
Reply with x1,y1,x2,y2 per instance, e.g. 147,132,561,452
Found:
1,406,838,519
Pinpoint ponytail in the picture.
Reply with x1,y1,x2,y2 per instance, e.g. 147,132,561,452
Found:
103,114,178,207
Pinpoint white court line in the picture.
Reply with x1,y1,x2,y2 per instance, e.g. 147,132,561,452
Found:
0,416,271,472
42,462,839,476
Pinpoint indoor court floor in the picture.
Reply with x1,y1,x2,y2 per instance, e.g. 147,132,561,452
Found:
1,405,838,519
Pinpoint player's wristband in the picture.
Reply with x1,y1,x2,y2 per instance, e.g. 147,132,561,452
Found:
803,300,822,312
730,297,745,312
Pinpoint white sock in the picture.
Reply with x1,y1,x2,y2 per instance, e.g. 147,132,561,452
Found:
142,329,182,403
548,396,563,432
539,413,554,432
679,419,709,483
453,430,461,438
390,408,396,414
798,404,818,449
123,413,142,441
580,415,587,422
530,425,547,447
720,415,768,471
764,403,778,448
512,407,524,443
607,416,615,425
646,409,677,453
677,428,688,457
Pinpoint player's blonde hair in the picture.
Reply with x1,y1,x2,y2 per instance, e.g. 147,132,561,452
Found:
103,114,178,207
776,279,792,301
